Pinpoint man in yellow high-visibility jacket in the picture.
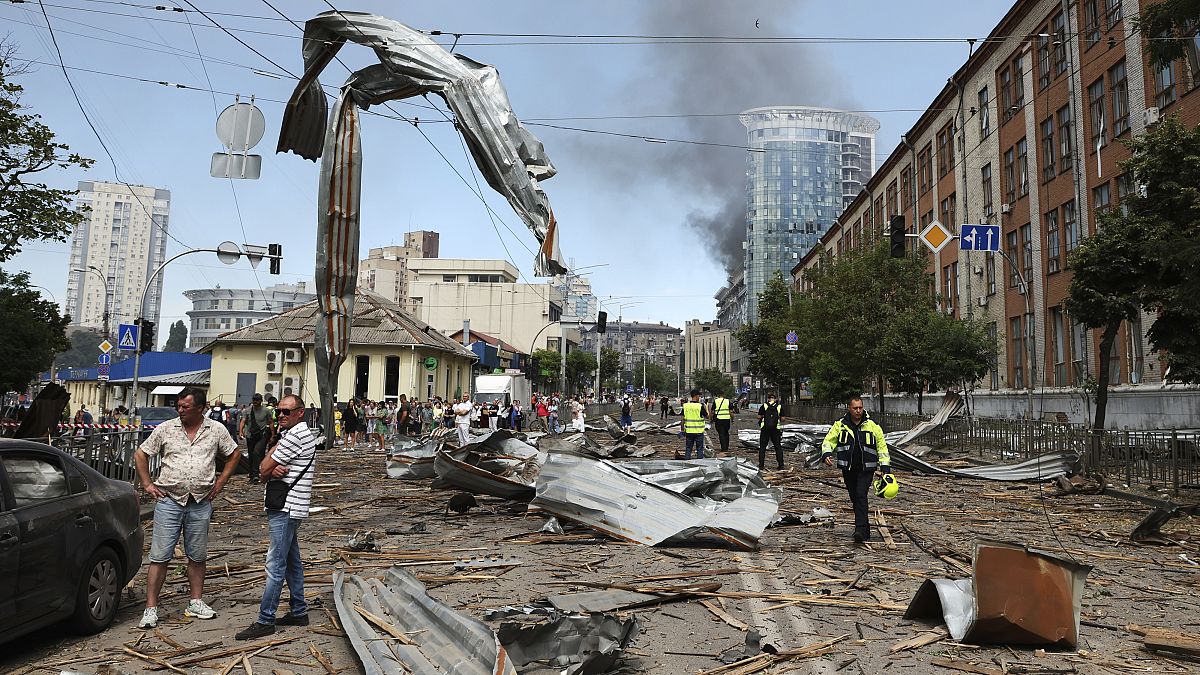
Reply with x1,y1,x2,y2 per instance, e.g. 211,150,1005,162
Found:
681,389,707,459
821,396,891,543
711,392,732,455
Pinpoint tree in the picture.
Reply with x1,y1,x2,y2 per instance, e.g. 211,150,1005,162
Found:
880,309,995,413
565,350,597,393
530,348,561,390
1135,1,1200,69
734,272,805,397
692,367,732,397
634,358,674,394
599,347,621,388
163,320,188,352
0,49,93,262
0,270,71,391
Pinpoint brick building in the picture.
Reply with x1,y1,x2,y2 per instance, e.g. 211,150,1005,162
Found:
793,0,1199,398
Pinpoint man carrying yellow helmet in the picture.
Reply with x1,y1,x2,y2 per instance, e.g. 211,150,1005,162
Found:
820,396,892,543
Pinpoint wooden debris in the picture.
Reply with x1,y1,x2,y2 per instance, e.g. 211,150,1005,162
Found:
1135,626,1200,658
700,599,750,631
307,642,337,675
889,626,950,653
694,634,848,675
353,604,418,645
875,508,896,550
121,646,187,674
929,657,1005,674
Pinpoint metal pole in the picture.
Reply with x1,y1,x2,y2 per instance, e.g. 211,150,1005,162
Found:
594,326,601,397
80,266,112,414
998,249,1035,419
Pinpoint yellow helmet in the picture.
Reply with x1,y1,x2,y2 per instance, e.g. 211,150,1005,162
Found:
873,473,899,500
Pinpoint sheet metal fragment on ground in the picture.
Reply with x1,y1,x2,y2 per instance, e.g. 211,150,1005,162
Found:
497,612,639,675
433,429,545,500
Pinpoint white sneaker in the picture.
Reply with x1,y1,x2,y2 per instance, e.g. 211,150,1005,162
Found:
139,606,159,628
184,599,216,619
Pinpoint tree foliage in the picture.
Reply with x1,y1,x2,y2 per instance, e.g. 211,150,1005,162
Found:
692,367,732,397
0,50,93,262
734,272,804,396
879,309,994,413
530,348,561,389
565,349,597,392
1135,0,1200,68
163,320,188,352
599,347,621,387
0,270,71,391
633,358,675,395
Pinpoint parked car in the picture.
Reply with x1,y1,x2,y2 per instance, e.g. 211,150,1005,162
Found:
135,406,178,440
0,439,144,644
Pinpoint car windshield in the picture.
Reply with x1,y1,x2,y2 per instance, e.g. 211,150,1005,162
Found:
138,407,179,422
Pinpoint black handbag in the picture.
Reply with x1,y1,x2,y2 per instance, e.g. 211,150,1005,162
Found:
264,453,315,511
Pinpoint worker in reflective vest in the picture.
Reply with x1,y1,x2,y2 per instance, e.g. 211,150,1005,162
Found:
820,396,891,543
681,389,707,459
757,392,785,471
711,393,732,455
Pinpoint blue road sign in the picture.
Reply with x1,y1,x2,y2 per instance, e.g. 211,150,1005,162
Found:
117,323,139,351
785,331,798,344
97,353,111,365
960,224,1001,251
625,384,633,393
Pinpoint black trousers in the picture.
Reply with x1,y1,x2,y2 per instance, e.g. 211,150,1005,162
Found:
246,432,268,480
714,419,731,453
758,427,783,468
842,468,873,535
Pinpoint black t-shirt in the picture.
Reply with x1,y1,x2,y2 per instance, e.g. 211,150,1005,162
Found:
621,401,631,415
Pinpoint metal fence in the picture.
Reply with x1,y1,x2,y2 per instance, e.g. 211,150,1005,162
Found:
2,427,158,483
784,404,1200,494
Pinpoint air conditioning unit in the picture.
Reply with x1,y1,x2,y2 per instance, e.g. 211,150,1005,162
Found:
263,380,281,398
1000,203,1012,215
973,265,984,275
265,350,283,374
977,296,988,307
282,376,300,396
1143,106,1161,127
283,347,303,363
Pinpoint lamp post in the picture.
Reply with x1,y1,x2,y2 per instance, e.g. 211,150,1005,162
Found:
126,241,281,411
32,285,60,387
594,296,634,397
75,265,111,412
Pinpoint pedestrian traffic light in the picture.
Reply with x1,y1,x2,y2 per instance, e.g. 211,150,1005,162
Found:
139,319,156,353
268,243,282,275
597,311,607,334
889,216,906,258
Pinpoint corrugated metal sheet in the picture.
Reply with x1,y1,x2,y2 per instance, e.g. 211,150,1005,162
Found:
334,566,518,675
433,430,545,500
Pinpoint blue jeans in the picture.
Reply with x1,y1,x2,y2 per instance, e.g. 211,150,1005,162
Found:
257,510,306,624
685,433,705,459
548,414,558,433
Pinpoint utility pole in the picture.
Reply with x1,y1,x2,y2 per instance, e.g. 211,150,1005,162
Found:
77,265,111,413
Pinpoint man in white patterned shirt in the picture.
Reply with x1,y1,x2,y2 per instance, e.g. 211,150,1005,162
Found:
235,394,317,639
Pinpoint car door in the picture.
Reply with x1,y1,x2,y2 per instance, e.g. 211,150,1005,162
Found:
0,467,19,634
0,451,95,623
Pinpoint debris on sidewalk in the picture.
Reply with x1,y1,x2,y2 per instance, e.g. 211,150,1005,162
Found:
771,506,835,528
385,437,442,479
347,529,379,552
540,432,654,459
904,540,1092,648
433,430,545,500
497,612,639,674
1129,624,1200,659
531,453,780,549
334,566,519,675
1130,504,1198,543
1053,474,1105,496
602,414,639,445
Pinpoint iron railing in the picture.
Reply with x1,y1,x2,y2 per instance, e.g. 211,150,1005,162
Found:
2,426,159,482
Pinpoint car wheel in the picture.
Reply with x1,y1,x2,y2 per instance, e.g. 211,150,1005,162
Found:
69,546,123,634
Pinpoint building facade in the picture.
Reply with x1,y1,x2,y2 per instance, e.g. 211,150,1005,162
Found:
64,181,171,337
184,282,315,351
740,107,879,324
357,230,440,308
715,271,747,330
683,320,739,391
792,0,1200,414
553,271,599,322
585,321,682,375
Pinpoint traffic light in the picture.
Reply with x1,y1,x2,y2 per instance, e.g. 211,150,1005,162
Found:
139,319,156,353
889,215,906,258
268,243,282,275
597,311,607,334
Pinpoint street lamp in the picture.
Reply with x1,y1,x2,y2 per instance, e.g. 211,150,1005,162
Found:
594,296,635,396
126,241,281,411
32,285,60,387
554,264,608,396
75,265,112,412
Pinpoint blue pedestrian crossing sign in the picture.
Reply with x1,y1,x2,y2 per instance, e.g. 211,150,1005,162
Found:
117,323,139,351
960,224,1001,251
625,385,633,393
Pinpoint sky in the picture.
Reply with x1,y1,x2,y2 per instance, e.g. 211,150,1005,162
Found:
1,0,1014,341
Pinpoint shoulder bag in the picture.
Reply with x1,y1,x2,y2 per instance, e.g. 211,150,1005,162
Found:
265,452,315,511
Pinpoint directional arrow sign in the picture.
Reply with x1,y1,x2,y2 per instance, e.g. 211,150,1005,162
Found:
960,223,1001,251
919,220,954,254
98,353,111,365
117,323,139,351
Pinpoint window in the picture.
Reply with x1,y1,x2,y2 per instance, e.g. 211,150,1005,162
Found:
1088,77,1107,148
1020,223,1033,285
1052,12,1067,74
1109,60,1129,136
442,274,457,282
1155,60,1176,109
1017,137,1029,197
1000,67,1013,119
978,86,991,137
900,166,913,207
1070,320,1088,382
1011,316,1026,389
1093,182,1111,214
940,193,957,230
937,124,954,177
980,163,994,217
1012,55,1025,110
1116,172,1134,216
1188,34,1200,83
2,455,69,506
985,251,997,295
1063,200,1079,252
1049,307,1067,386
1037,33,1051,90
1006,230,1020,288
1057,105,1074,173
1045,208,1060,273
1084,0,1101,45
918,144,933,194
1041,117,1056,182
1104,0,1122,29
1003,148,1016,204
886,181,898,218
246,299,255,311
942,262,959,314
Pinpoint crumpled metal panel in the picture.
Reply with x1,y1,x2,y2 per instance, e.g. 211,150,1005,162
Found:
433,429,546,500
498,613,639,675
531,453,779,550
334,566,517,675
889,449,1080,481
386,437,442,479
277,11,566,278
904,540,1092,648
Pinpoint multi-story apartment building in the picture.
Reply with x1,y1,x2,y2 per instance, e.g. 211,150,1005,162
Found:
357,230,439,308
740,107,879,324
794,0,1199,403
184,282,316,351
64,181,170,336
553,271,599,322
585,321,682,376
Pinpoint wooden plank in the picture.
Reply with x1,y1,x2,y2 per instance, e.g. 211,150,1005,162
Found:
700,599,750,631
1142,627,1200,658
875,509,896,550
889,626,949,653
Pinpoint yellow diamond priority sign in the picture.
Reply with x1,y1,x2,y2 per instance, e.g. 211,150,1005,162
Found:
98,339,114,354
919,220,953,254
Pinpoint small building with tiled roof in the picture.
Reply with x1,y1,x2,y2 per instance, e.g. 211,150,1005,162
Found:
447,328,528,375
199,291,477,405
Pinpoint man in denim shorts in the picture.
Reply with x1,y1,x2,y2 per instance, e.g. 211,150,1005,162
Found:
134,386,239,628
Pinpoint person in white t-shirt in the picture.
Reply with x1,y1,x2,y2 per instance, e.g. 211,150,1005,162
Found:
452,396,473,445
571,396,585,432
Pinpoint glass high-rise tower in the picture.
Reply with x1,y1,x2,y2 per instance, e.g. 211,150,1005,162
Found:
739,107,879,323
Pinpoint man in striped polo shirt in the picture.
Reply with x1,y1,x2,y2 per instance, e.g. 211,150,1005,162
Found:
235,394,316,640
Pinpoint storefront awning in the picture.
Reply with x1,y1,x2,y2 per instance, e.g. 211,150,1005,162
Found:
150,385,185,396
